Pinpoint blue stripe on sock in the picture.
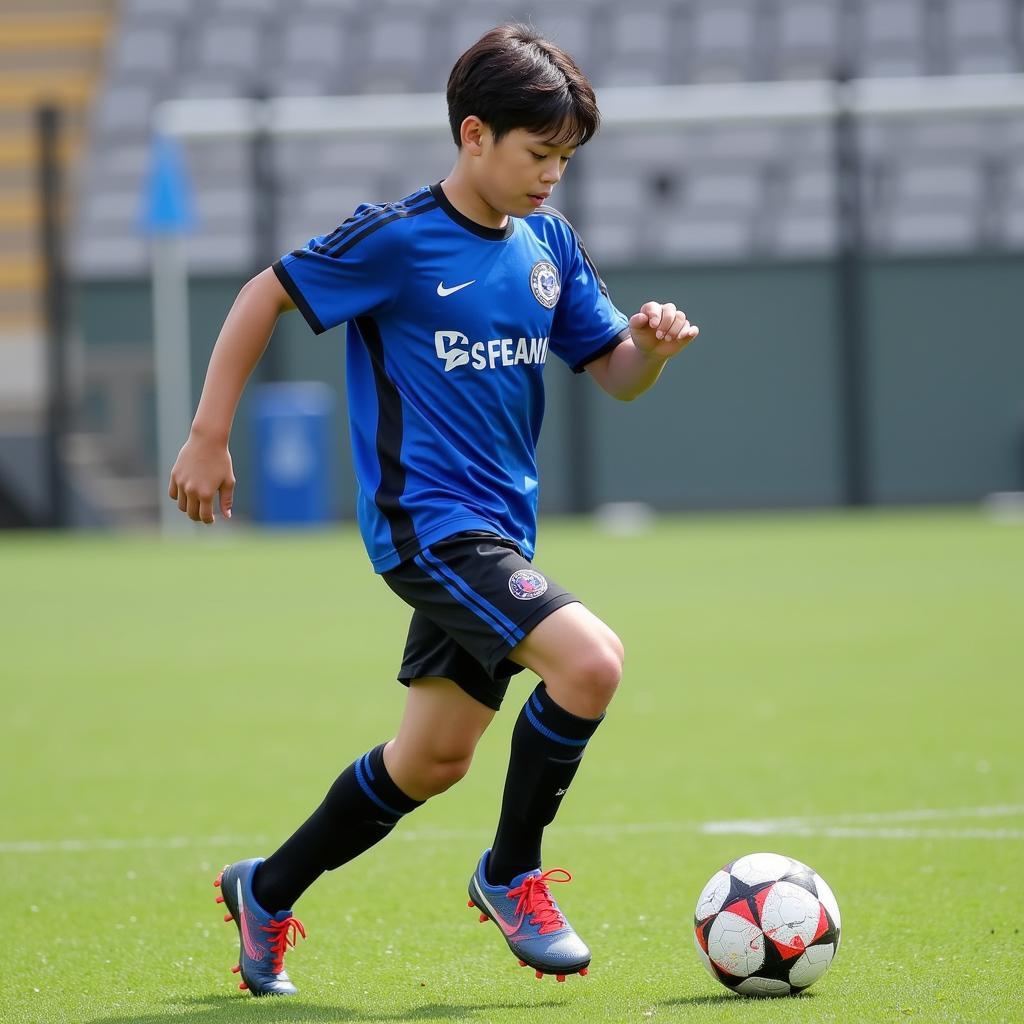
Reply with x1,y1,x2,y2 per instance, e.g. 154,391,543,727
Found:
523,700,591,747
413,553,521,646
420,547,525,643
354,755,403,818
362,752,376,782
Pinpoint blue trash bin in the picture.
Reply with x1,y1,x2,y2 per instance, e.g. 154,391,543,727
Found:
252,382,335,526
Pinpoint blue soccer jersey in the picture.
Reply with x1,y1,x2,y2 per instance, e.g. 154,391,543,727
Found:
273,183,628,572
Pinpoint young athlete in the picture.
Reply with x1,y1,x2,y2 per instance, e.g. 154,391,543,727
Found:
169,24,699,997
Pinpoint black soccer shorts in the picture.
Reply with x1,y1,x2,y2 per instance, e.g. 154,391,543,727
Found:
382,531,579,710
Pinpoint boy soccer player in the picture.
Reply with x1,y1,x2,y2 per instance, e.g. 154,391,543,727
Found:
170,24,699,997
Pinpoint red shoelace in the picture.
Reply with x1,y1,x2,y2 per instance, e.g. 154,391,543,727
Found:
261,915,306,975
507,869,572,935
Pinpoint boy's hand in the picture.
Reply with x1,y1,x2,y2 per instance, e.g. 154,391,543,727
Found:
629,302,699,359
168,434,235,524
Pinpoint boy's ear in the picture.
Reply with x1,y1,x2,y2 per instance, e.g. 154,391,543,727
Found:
460,116,488,155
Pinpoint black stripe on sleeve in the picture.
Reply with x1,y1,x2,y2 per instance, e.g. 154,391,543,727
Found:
356,315,417,556
314,187,435,255
570,327,630,374
273,259,327,335
325,200,438,259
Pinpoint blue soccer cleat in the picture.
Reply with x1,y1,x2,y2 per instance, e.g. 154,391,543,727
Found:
467,849,591,981
214,858,306,996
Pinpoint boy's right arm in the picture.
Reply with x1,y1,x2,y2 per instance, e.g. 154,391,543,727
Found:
168,267,295,524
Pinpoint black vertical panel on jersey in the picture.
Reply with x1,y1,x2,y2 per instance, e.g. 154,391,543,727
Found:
357,315,416,555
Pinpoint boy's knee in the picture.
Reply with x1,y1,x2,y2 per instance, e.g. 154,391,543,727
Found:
584,642,624,697
563,631,624,708
418,754,473,797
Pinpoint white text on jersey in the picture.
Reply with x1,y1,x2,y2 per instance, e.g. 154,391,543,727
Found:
434,330,550,372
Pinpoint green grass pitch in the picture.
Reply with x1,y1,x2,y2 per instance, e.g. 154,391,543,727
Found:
2,510,1021,1024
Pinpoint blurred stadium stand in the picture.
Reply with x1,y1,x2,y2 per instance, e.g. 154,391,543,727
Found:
3,0,1024,526
70,0,1024,281
0,0,115,525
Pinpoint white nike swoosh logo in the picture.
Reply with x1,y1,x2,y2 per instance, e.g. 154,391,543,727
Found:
437,280,475,297
476,888,525,936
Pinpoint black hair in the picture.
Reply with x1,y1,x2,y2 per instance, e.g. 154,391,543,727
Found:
446,23,600,149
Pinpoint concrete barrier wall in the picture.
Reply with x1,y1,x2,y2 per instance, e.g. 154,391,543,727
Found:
75,255,1024,519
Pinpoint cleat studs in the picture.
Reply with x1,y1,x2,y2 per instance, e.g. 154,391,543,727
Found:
215,895,225,904
213,876,222,888
231,965,241,974
579,968,589,977
467,900,475,908
556,975,566,983
535,971,544,980
238,982,248,991
518,960,527,968
224,913,233,922
478,913,488,923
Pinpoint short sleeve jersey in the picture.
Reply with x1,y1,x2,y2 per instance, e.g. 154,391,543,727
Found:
274,183,628,573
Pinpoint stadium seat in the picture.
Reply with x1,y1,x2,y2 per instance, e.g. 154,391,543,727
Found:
272,19,353,95
351,5,441,94
438,1,526,66
881,160,985,252
772,0,843,80
212,0,278,16
689,0,764,83
858,0,931,77
185,19,264,78
123,0,197,19
593,5,679,86
943,0,1022,75
107,26,178,80
91,83,156,138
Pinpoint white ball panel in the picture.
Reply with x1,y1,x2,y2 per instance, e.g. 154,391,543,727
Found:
695,870,732,922
735,976,791,997
813,873,842,932
693,932,720,981
707,910,765,978
788,943,835,988
759,881,823,949
729,852,793,885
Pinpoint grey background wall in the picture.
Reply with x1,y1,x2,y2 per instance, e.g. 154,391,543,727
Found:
76,255,1024,519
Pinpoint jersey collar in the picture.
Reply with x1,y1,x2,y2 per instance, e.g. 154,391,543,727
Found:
430,183,514,241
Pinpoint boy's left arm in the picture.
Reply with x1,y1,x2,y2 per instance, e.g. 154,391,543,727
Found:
586,301,699,401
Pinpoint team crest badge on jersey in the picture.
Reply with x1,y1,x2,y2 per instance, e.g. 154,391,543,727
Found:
530,261,560,309
509,569,548,600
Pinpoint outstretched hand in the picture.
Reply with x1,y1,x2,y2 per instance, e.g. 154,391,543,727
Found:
629,301,699,359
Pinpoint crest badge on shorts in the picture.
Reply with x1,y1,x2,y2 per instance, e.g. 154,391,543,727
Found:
530,261,560,309
508,569,548,600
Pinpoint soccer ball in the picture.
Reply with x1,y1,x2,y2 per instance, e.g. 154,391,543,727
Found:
693,852,841,997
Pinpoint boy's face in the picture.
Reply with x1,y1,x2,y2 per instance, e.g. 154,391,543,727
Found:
473,125,577,219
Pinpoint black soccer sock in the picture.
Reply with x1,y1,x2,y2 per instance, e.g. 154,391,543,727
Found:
487,682,605,887
252,743,423,913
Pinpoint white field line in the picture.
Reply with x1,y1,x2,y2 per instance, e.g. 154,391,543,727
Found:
698,825,1024,840
2,805,1022,855
0,834,265,854
700,804,1024,840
